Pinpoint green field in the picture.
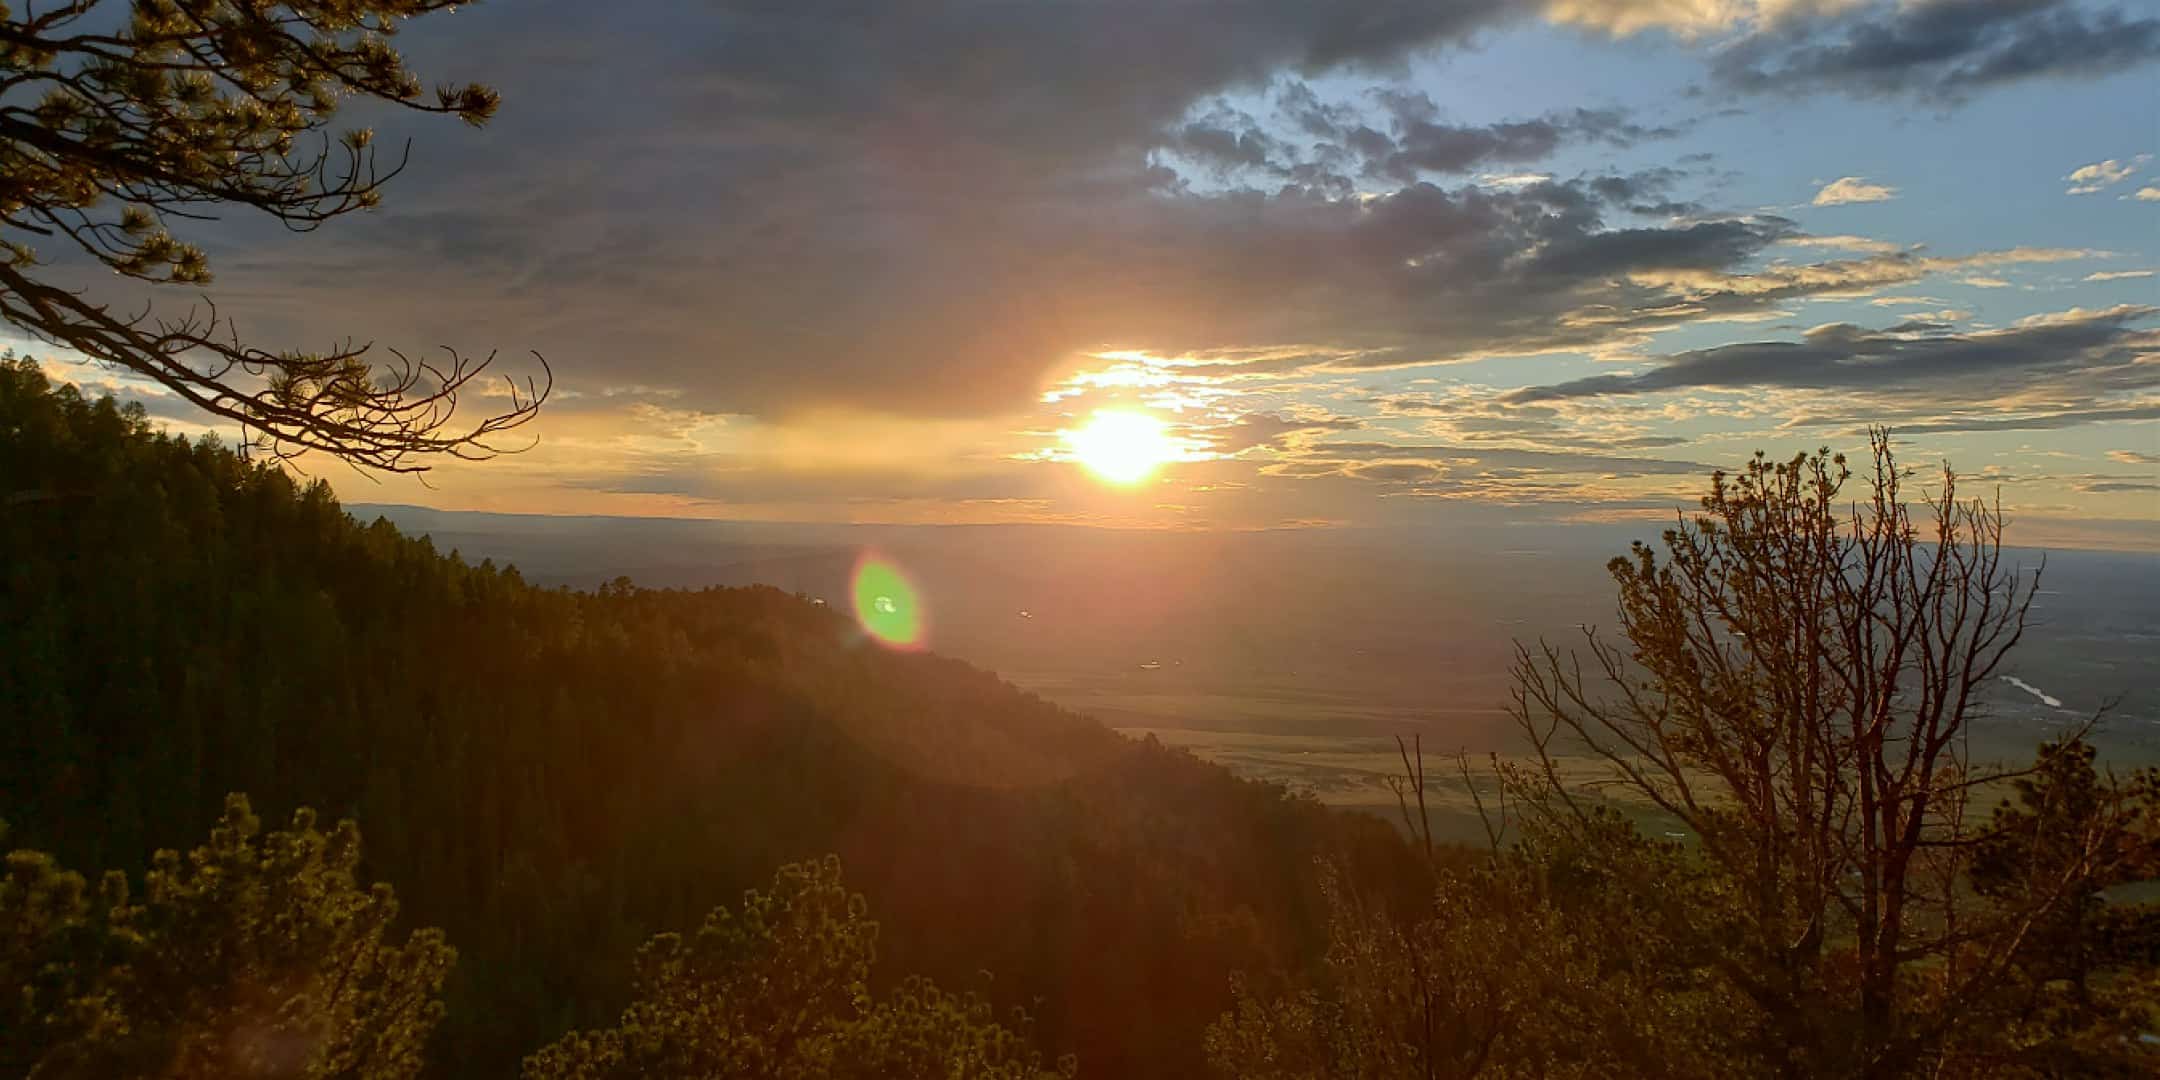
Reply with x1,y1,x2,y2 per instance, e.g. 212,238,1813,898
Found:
1107,719,2143,850
1115,726,1692,846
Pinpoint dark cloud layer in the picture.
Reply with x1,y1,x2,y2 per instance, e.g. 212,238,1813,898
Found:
162,0,1569,418
1713,0,2160,99
1165,83,1691,194
1509,306,2159,402
1379,106,1678,179
1806,403,2160,434
1294,441,1708,475
1207,412,1363,453
62,0,2152,429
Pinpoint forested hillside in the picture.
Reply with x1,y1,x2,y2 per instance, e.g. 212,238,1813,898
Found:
0,359,1418,1076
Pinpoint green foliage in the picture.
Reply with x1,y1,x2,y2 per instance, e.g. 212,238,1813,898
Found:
1207,815,1745,1079
0,358,1417,1077
1950,738,2160,1076
0,795,452,1078
525,857,1074,1080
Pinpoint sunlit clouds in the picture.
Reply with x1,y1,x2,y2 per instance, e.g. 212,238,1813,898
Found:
2065,156,2149,195
13,0,2151,547
1810,176,1897,206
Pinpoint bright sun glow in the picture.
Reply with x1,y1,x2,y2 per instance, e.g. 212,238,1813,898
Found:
1065,410,1177,486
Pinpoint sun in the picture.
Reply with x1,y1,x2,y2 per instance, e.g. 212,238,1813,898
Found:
1064,409,1178,486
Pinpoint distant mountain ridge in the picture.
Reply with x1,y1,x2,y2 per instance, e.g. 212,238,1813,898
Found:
347,501,2160,758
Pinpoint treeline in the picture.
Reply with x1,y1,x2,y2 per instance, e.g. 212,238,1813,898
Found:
0,358,1417,1076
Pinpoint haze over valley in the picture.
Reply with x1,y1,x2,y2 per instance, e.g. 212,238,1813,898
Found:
358,502,2160,820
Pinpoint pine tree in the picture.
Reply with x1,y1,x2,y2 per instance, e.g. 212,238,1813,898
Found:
0,1,545,470
0,794,454,1078
523,856,1075,1080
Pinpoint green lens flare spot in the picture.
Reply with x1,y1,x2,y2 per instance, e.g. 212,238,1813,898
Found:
851,555,924,649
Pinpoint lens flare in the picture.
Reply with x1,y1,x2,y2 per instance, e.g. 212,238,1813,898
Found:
1065,409,1177,486
851,553,925,649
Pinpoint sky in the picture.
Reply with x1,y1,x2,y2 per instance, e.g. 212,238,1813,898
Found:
22,0,2160,548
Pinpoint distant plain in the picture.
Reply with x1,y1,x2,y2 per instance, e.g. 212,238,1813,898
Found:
357,504,2160,837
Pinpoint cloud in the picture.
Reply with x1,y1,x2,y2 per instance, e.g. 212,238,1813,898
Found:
1783,233,1903,254
1618,245,2098,311
1506,304,2160,404
71,0,1568,422
45,0,2151,455
1261,438,1717,503
2136,186,2160,202
1812,176,1897,205
1708,0,2160,100
2108,449,2160,465
2076,481,2160,493
1368,387,1694,450
2066,155,2149,194
2086,269,2156,281
1181,84,1692,194
1960,276,2011,288
1544,0,1768,37
1205,412,1363,454
1162,119,1287,174
1367,103,1683,180
1854,404,2160,434
1583,169,1706,216
1288,440,1709,475
133,49,1699,431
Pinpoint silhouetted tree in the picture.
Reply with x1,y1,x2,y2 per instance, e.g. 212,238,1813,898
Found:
1503,430,2114,1075
1210,433,2160,1079
523,856,1075,1080
0,0,545,471
0,794,453,1078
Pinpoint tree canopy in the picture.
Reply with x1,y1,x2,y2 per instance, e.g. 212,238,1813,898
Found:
0,794,452,1079
3,799,1076,1078
525,857,1076,1080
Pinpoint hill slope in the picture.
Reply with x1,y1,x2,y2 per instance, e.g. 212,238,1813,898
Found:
0,359,1416,1076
